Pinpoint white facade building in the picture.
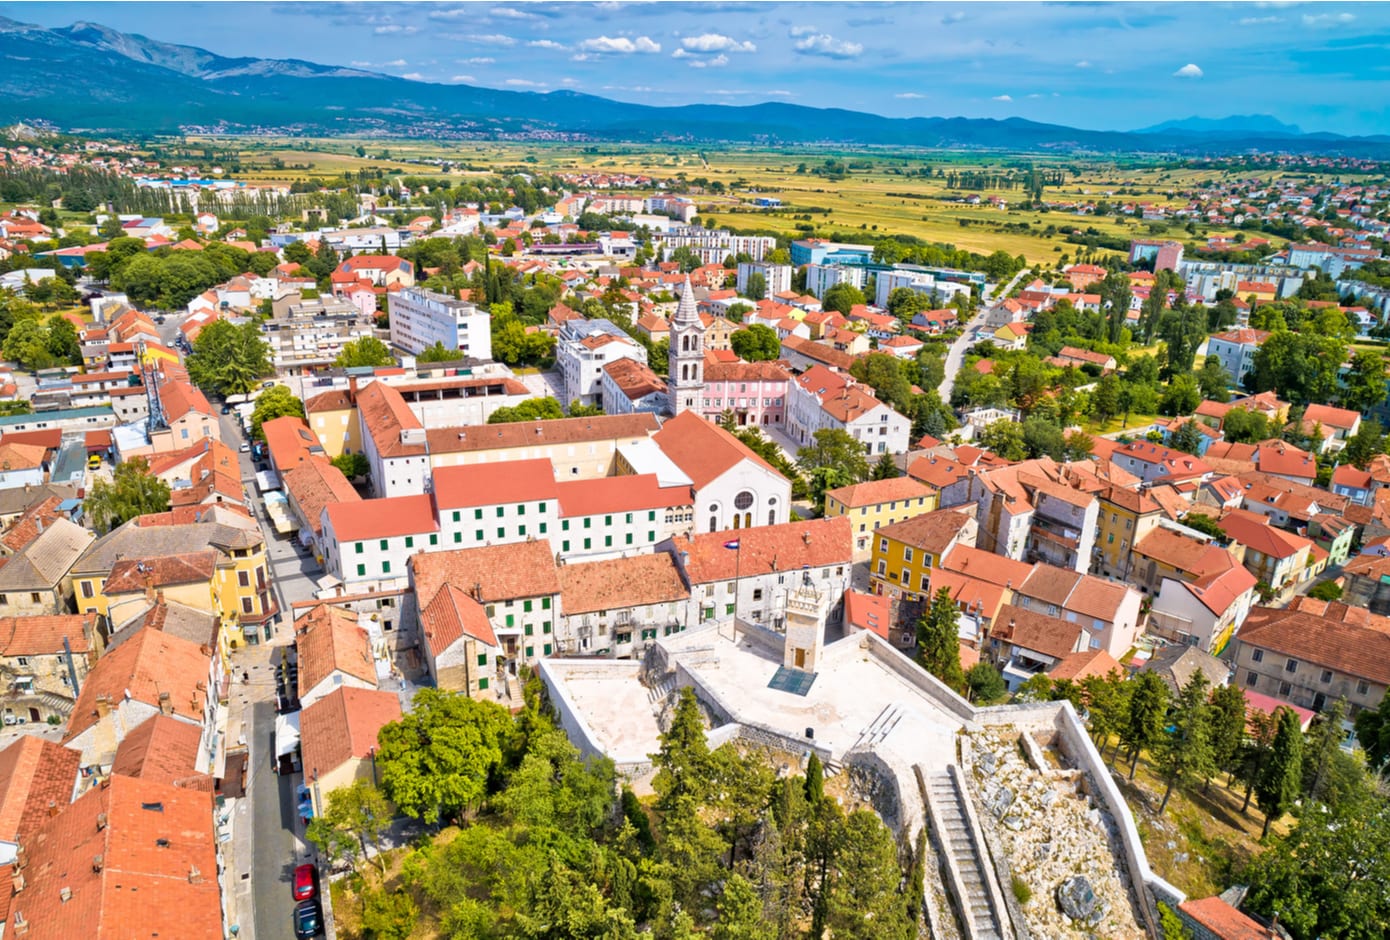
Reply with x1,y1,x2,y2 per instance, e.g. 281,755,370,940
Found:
388,286,492,358
804,264,867,299
558,318,648,408
736,262,792,299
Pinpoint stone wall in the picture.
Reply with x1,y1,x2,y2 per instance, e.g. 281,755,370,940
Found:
858,630,977,722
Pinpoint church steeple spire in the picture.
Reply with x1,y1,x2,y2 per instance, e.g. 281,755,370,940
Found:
669,276,704,415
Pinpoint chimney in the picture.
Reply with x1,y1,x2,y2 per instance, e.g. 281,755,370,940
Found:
13,910,27,936
94,695,111,718
11,869,24,894
156,588,165,605
35,517,43,535
46,801,58,818
188,865,203,885
158,691,172,715
59,887,71,903
96,812,108,831
92,855,103,873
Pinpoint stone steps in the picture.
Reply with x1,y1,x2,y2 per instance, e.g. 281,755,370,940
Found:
646,672,676,704
926,769,1008,940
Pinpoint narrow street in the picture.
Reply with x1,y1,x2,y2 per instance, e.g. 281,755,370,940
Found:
937,267,1031,403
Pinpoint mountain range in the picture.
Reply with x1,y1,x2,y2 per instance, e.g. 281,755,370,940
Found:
2,15,1387,155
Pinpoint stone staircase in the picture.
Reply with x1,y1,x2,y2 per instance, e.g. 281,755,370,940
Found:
646,671,677,705
851,703,904,751
923,767,1010,940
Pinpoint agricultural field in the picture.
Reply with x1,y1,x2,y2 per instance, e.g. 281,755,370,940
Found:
176,137,1332,263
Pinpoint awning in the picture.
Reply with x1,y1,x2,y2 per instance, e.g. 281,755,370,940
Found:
274,710,301,758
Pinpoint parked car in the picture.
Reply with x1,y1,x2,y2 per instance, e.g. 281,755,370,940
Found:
292,900,322,939
239,442,251,453
292,864,318,902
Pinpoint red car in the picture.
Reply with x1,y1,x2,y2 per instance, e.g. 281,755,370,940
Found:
292,863,318,902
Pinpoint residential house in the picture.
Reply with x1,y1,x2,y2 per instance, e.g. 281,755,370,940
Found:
558,318,648,408
1140,645,1231,696
557,553,691,658
1149,559,1257,654
1230,598,1390,716
321,493,438,590
662,515,853,632
299,687,402,815
417,584,504,698
305,387,360,459
282,456,361,559
0,519,94,617
1094,485,1164,580
0,735,81,847
295,604,379,709
1300,403,1361,453
701,359,791,429
1218,508,1316,600
988,603,1089,691
1010,564,1143,660
388,286,491,358
0,441,46,491
0,613,101,724
869,509,979,601
109,713,216,790
824,476,936,560
1110,441,1213,485
1204,329,1270,386
786,365,910,456
601,358,669,416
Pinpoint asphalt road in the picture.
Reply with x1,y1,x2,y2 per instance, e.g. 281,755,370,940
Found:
936,268,1031,403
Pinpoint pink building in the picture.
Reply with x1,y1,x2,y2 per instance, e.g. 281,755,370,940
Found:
701,360,792,429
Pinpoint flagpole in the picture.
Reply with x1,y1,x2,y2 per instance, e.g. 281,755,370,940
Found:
734,538,741,624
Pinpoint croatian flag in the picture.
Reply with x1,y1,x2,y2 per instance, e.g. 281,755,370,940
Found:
723,539,740,550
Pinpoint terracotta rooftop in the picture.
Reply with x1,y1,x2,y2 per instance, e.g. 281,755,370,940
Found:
992,603,1086,659
1218,508,1312,559
906,455,971,490
1178,897,1273,940
670,515,852,584
304,387,355,413
15,773,222,940
295,604,376,698
939,544,1034,589
433,458,559,509
261,416,323,472
652,410,781,489
0,613,97,656
876,509,975,555
326,493,437,542
109,713,214,791
64,626,211,740
0,735,80,843
425,412,660,457
1049,648,1122,682
825,475,930,509
420,583,498,658
0,496,68,554
103,551,218,594
1239,604,1390,686
558,553,690,615
557,473,692,517
299,687,401,782
282,456,361,537
602,357,667,400
411,539,560,607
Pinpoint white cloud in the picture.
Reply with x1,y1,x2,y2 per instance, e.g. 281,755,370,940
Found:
351,60,372,68
602,84,654,93
686,54,729,69
895,92,926,99
401,73,424,81
1302,12,1356,26
766,90,794,97
373,24,418,35
428,8,471,20
992,94,1013,102
384,59,408,68
466,33,517,46
571,53,593,62
792,32,863,59
490,7,543,20
941,11,966,24
450,74,476,83
579,35,661,54
680,33,756,53
528,39,565,50
461,57,495,65
789,25,817,37
559,77,579,86
1026,93,1043,99
1173,63,1203,78
1074,60,1091,68
505,78,548,88
1239,15,1283,25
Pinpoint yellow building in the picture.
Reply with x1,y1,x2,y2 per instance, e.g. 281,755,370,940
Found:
825,476,937,561
1094,485,1163,579
304,388,360,460
72,510,277,655
869,508,978,602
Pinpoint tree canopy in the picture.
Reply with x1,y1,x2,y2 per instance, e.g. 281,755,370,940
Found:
84,457,171,534
186,319,272,396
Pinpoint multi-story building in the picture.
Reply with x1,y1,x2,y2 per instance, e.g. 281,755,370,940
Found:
264,293,378,375
557,553,691,657
736,261,792,298
600,358,668,416
804,264,866,299
558,318,647,408
304,387,360,459
825,476,937,560
322,494,439,590
1204,328,1270,387
1094,485,1163,580
0,613,101,724
1218,508,1317,600
388,286,491,358
869,509,979,601
651,410,791,532
700,359,790,429
786,365,910,456
0,519,94,618
1230,597,1390,717
1010,564,1143,660
662,515,853,631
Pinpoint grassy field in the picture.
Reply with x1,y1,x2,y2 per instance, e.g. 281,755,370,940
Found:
170,137,1329,263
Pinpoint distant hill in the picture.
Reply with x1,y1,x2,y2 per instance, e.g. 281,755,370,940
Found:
0,16,1387,155
1135,115,1305,137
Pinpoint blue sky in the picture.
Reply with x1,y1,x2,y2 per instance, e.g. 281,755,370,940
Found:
4,1,1389,136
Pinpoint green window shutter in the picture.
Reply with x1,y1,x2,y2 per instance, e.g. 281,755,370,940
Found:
496,506,504,518
525,646,534,658
584,538,591,549
524,623,533,635
562,519,570,531
429,533,438,546
543,621,552,634
382,561,391,574
648,531,655,541
496,527,505,539
542,597,551,609
354,542,363,554
478,677,489,690
477,653,488,667
523,600,533,612
605,515,613,526
473,508,481,520
356,564,365,577
507,614,516,627
625,513,633,523
626,533,633,545
379,539,388,551
538,502,547,513
605,535,613,547
562,540,570,552
518,524,527,536
725,604,734,615
454,511,462,522
404,536,413,548
539,522,547,534
584,518,591,529
543,643,552,656
648,510,656,521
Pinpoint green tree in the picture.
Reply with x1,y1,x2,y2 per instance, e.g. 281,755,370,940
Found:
1121,670,1170,780
1169,418,1205,455
1257,706,1304,838
1343,419,1386,470
2,318,57,370
821,281,865,315
713,873,773,940
978,418,1027,460
1159,374,1202,417
1099,271,1132,345
1091,373,1121,424
824,809,914,940
1154,672,1216,814
331,452,370,480
965,662,1007,704
360,890,418,940
1196,354,1232,402
45,316,81,364
1303,699,1348,804
376,688,512,824
334,336,394,369
1341,350,1388,413
652,687,710,810
250,385,306,440
1207,681,1247,791
916,587,966,693
797,428,870,508
487,396,566,423
730,324,781,362
305,780,393,874
871,451,899,480
1081,670,1131,761
186,319,272,396
886,286,928,325
83,456,172,533
1355,690,1390,769
1306,580,1343,601
417,340,464,362
744,272,768,302
1021,415,1066,459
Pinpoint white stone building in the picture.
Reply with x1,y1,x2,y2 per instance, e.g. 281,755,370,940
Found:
388,286,492,358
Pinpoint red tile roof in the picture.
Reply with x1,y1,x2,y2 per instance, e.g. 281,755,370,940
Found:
0,735,80,843
433,458,558,509
652,410,780,488
825,475,929,509
326,493,437,542
992,603,1085,659
15,774,222,940
1239,603,1390,686
261,416,321,472
65,627,210,740
670,516,852,583
103,551,218,594
299,687,401,780
939,544,1034,589
420,583,498,657
294,604,377,698
411,540,560,607
844,590,893,640
557,474,691,517
1178,897,1277,940
877,509,975,555
558,553,689,615
282,456,360,537
109,713,214,790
